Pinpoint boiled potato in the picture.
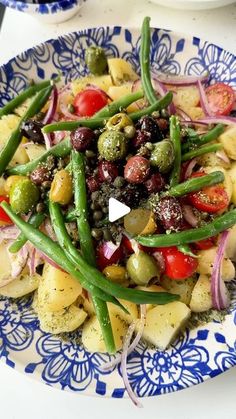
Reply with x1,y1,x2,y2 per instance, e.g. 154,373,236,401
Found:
0,115,29,167
108,58,139,85
218,126,236,160
225,224,236,262
203,165,233,202
173,86,200,110
71,75,113,96
196,247,235,281
107,83,141,112
34,294,87,334
108,299,138,324
0,243,13,286
186,106,205,121
142,301,190,350
190,274,212,312
198,151,231,169
0,177,6,195
228,162,236,205
0,273,40,298
136,284,165,311
82,313,128,353
161,276,197,305
38,263,82,312
24,143,46,161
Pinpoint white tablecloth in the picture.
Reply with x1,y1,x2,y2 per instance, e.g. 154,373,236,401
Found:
0,1,235,417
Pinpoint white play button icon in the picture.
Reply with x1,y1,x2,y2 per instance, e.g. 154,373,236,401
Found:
108,197,131,222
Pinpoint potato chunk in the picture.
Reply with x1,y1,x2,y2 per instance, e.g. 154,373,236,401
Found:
190,275,212,312
161,276,196,305
196,247,235,281
0,273,39,298
142,301,190,350
108,58,139,85
71,75,113,96
218,126,236,160
108,299,138,324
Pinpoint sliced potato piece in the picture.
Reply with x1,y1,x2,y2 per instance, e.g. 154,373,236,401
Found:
185,106,205,121
0,243,13,286
228,161,236,205
108,299,138,324
225,224,236,262
38,263,82,312
108,58,139,86
82,313,128,353
71,75,113,96
0,273,40,298
218,126,236,160
172,86,200,109
136,285,165,311
107,83,141,113
198,152,231,169
161,276,197,305
190,274,212,312
196,247,235,281
142,301,190,350
203,165,233,202
24,143,46,161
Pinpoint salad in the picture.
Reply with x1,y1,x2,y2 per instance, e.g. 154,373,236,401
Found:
0,17,236,405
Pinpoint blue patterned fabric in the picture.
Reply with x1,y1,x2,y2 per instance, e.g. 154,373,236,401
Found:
0,26,235,398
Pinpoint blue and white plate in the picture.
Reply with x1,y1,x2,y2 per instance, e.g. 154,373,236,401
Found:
0,27,236,399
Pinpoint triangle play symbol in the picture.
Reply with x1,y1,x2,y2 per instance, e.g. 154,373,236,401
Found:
108,197,131,222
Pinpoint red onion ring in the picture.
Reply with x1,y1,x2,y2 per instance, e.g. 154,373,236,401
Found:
216,150,230,165
182,205,199,228
176,107,192,121
153,72,209,86
103,241,120,260
184,158,198,179
197,116,236,126
197,80,213,116
211,230,230,310
43,85,58,125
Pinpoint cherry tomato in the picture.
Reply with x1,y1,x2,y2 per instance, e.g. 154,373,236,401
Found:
157,246,198,280
121,235,146,255
205,83,235,116
194,237,217,250
73,88,108,117
96,242,123,271
188,172,229,213
0,196,13,224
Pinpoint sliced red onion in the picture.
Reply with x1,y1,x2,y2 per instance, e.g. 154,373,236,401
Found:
43,218,57,241
152,251,165,273
0,225,19,243
184,158,198,179
180,120,210,127
103,241,120,260
153,72,209,86
176,106,192,121
7,244,28,278
152,78,176,115
216,150,230,165
53,130,66,144
211,230,230,310
59,91,79,121
197,80,213,116
43,85,58,125
121,321,143,408
197,116,236,126
122,232,140,254
43,132,53,150
182,205,199,228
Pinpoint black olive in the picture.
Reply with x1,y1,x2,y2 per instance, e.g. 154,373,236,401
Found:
21,119,44,143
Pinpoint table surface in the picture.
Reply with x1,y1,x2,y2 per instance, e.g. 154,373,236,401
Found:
0,1,236,417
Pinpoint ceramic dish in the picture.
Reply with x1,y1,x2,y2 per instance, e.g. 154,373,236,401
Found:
150,0,235,10
0,26,235,399
0,0,82,23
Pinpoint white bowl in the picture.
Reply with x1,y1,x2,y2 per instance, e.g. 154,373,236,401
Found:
0,0,83,23
150,0,235,10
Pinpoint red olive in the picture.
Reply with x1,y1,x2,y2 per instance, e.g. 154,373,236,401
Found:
124,156,150,184
144,173,165,193
98,160,118,182
86,176,100,192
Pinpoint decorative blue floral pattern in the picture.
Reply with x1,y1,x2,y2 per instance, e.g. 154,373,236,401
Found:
0,26,235,399
0,0,79,14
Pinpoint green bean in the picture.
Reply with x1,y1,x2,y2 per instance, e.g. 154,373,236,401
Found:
177,244,198,258
1,201,179,305
65,208,77,223
95,91,143,118
140,16,157,104
43,92,172,133
9,212,46,253
182,124,225,152
169,115,181,187
0,80,52,117
168,171,224,197
129,92,173,121
0,85,53,176
181,143,223,162
6,137,71,176
136,209,236,247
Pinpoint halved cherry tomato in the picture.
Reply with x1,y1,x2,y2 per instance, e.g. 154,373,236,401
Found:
188,172,229,213
205,83,235,116
121,235,145,255
96,242,123,271
194,237,217,250
0,196,13,224
73,88,108,117
157,246,198,280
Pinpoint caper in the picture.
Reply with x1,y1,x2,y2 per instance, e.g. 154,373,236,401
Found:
85,150,96,158
46,155,56,171
91,228,103,240
36,202,45,213
85,46,107,75
103,228,112,241
160,108,169,119
106,113,133,132
124,125,136,139
113,176,125,188
151,111,160,118
145,142,154,151
93,210,103,221
98,130,128,161
10,178,40,214
150,139,175,173
67,103,75,114
91,191,100,201
41,180,52,189
90,202,101,210
126,251,160,285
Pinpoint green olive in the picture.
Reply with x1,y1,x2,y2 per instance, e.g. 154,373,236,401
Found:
10,178,39,214
126,251,160,285
106,113,133,132
85,46,107,75
98,130,128,161
150,139,175,173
